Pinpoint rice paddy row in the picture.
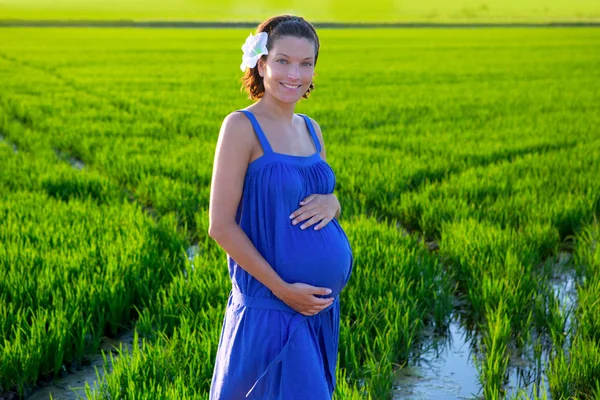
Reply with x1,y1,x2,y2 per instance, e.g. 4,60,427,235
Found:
1,27,599,399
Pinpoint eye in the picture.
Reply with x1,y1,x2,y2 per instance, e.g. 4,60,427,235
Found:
277,59,287,64
302,62,313,67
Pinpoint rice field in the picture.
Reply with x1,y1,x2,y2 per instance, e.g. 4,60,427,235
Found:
0,0,599,23
0,26,599,399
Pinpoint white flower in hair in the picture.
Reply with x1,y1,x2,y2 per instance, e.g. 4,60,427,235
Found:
240,31,269,72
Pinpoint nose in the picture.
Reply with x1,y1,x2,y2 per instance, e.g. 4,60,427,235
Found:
287,64,300,80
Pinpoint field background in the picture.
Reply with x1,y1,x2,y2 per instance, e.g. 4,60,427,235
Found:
1,0,600,22
1,1,600,400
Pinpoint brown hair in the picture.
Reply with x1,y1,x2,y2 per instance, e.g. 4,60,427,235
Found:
240,15,320,101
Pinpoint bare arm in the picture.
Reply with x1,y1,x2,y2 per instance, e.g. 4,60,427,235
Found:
208,112,289,297
208,112,333,314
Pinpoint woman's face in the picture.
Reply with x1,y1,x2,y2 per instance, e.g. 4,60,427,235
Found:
258,35,316,103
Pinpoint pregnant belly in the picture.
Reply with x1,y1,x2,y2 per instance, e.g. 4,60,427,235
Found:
275,219,353,298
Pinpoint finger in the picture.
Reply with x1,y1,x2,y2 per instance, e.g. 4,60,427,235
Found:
291,208,318,226
289,205,314,221
315,301,334,314
322,299,335,310
311,297,333,306
289,205,307,219
300,194,318,206
312,287,333,296
300,215,322,230
313,217,331,231
316,302,332,312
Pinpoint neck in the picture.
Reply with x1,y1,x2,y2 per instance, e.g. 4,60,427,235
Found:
255,93,296,125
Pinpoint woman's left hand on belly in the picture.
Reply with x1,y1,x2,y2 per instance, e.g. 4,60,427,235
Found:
289,193,340,231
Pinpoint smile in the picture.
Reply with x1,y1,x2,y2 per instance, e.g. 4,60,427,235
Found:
280,83,301,89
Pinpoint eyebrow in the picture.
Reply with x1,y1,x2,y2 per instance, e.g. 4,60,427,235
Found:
274,53,314,60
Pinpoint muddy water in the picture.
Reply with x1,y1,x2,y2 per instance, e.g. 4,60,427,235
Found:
394,252,578,400
26,331,136,400
505,252,577,399
393,318,482,400
548,252,577,332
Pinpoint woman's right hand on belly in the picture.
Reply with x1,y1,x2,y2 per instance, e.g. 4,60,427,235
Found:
273,282,335,316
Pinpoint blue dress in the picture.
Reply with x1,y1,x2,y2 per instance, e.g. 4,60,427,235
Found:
209,109,354,399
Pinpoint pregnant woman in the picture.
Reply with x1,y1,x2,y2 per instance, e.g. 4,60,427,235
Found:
208,15,353,399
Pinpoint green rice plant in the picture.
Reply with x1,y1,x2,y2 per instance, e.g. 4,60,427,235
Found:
0,190,188,396
547,222,600,399
510,383,550,400
334,367,373,400
398,140,600,242
545,291,571,351
86,326,212,399
548,337,600,399
439,218,559,329
477,301,511,399
132,216,230,339
339,215,454,376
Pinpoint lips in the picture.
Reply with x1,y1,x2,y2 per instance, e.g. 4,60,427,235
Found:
280,82,301,89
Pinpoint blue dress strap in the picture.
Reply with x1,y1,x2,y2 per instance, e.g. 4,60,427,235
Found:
297,114,322,153
236,109,273,154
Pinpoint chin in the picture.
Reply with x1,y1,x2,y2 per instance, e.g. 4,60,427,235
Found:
268,92,301,104
279,96,302,104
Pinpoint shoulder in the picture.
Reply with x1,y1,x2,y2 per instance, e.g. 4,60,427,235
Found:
220,110,251,134
218,111,255,145
215,110,258,161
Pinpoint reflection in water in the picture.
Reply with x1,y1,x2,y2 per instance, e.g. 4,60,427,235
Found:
393,318,481,400
394,252,578,400
506,252,577,399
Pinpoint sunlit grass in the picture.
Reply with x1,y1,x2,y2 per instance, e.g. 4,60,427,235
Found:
0,0,599,22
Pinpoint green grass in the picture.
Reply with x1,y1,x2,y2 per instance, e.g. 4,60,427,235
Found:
0,27,599,399
0,0,599,22
546,221,600,399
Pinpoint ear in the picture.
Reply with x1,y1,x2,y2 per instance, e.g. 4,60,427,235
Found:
258,58,265,77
